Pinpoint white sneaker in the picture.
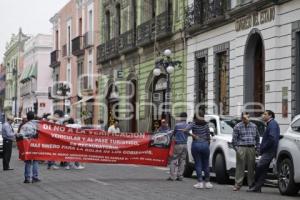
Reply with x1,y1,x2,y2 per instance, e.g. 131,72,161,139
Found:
65,166,71,170
205,182,213,189
193,182,204,189
74,165,85,170
49,165,59,170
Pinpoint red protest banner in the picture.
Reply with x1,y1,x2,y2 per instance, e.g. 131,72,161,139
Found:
17,121,173,167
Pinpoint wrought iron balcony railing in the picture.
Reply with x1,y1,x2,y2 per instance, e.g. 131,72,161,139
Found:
50,50,60,68
72,36,85,56
96,43,106,64
119,29,136,54
106,38,119,60
155,11,172,40
185,0,226,29
136,18,155,46
96,38,119,64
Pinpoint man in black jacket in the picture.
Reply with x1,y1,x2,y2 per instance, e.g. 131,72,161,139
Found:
248,110,280,192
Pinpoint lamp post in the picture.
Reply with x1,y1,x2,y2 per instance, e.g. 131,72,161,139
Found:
153,49,182,125
13,67,17,117
56,82,71,113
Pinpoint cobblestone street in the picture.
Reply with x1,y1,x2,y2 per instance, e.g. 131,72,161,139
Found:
0,148,298,200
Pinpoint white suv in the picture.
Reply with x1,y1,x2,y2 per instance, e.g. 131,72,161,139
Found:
276,114,300,196
184,115,265,184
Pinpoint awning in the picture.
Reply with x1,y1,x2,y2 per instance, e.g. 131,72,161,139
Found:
29,63,37,78
72,96,94,105
20,63,37,83
20,65,32,83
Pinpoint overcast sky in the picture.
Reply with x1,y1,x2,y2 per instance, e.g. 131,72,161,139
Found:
0,0,70,62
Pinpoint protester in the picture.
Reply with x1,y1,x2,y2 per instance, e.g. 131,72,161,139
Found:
46,112,62,170
2,115,15,171
64,118,85,170
185,111,213,189
248,110,280,193
96,119,105,130
19,111,41,183
167,112,189,181
17,115,28,133
232,112,260,191
157,119,170,133
108,120,120,133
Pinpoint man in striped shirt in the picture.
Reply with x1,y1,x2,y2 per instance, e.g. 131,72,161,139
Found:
232,112,260,191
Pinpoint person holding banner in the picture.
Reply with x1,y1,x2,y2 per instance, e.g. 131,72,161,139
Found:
167,112,189,181
19,111,41,183
157,119,170,133
64,117,85,170
108,120,121,133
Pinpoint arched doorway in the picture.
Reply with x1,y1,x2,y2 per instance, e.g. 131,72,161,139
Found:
244,29,265,117
151,75,170,131
129,80,137,132
106,84,119,127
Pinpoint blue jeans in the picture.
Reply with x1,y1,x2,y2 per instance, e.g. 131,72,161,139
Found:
24,160,39,180
191,141,210,182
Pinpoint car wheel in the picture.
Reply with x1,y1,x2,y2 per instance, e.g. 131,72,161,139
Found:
214,153,229,184
278,158,300,196
183,154,194,178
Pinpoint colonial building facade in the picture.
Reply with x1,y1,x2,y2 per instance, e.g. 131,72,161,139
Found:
3,28,30,117
49,0,100,124
185,0,300,130
96,0,187,132
0,63,5,121
21,34,53,117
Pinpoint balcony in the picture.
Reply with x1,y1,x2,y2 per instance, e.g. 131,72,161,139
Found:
155,11,172,40
96,38,119,64
185,0,226,32
50,50,60,68
72,36,84,57
84,31,93,48
119,29,136,54
96,43,105,64
136,18,155,46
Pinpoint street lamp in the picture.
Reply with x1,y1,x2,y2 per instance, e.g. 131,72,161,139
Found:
153,49,182,125
56,82,71,113
13,67,17,117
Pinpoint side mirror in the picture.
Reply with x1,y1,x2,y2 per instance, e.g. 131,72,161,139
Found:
209,127,215,136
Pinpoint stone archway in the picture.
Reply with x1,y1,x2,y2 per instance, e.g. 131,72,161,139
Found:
244,29,265,116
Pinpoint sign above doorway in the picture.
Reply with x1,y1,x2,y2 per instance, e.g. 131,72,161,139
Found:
235,6,275,32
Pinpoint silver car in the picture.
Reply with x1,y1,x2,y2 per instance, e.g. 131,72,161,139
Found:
276,114,300,196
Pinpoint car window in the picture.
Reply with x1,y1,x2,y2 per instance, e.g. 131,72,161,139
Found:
220,120,235,134
249,120,265,137
208,119,217,135
291,118,300,133
219,118,265,136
